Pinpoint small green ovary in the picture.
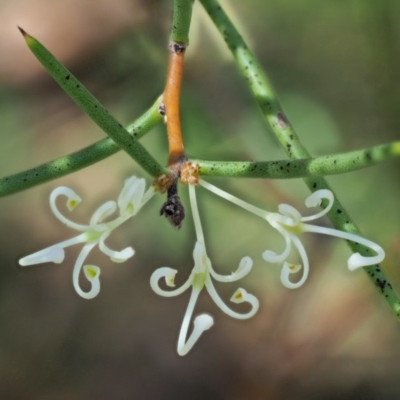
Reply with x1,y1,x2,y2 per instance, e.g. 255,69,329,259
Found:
126,203,134,215
84,230,103,243
192,271,207,290
281,223,304,233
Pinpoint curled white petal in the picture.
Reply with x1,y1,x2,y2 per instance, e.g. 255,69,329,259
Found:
150,267,193,297
177,285,213,356
177,313,214,356
210,256,253,283
109,248,135,263
301,189,334,222
118,176,145,217
280,234,309,289
72,242,99,299
347,243,385,271
236,256,253,275
83,264,100,280
64,190,82,211
90,201,117,228
19,233,91,267
206,279,259,319
280,262,303,289
277,204,301,225
19,246,65,266
230,288,260,316
82,265,101,299
98,232,134,263
302,224,385,271
195,314,214,331
263,219,292,263
50,187,90,231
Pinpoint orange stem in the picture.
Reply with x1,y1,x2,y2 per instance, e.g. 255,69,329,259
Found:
164,50,185,165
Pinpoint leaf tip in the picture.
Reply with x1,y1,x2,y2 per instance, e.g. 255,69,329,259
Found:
17,26,33,42
17,26,26,35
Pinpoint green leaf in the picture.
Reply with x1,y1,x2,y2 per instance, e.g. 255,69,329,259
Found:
19,27,166,178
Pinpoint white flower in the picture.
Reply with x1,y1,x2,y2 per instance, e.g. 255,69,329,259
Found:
199,180,385,289
150,184,259,356
19,176,155,299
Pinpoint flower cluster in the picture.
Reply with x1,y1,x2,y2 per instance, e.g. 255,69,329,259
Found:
151,183,259,355
19,176,155,299
19,174,385,355
199,180,385,289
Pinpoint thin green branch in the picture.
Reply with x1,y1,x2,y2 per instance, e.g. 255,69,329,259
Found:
200,0,400,319
4,106,398,198
193,141,400,178
170,0,193,45
19,28,167,177
198,1,304,158
0,98,163,197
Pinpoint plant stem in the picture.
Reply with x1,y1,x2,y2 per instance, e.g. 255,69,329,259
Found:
19,28,166,177
193,141,400,178
165,50,186,165
164,0,193,166
170,0,193,45
0,98,163,197
200,0,400,319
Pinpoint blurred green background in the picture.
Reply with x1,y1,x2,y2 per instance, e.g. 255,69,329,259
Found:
0,0,400,399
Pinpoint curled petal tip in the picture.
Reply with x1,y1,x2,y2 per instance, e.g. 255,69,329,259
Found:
229,288,260,317
283,262,301,273
76,265,101,300
262,250,276,262
230,288,247,304
280,262,306,289
227,256,253,281
302,190,334,222
67,198,81,211
63,190,82,211
99,233,135,263
177,314,214,356
19,246,65,266
165,275,176,287
237,256,253,272
347,253,362,270
90,201,117,226
347,251,384,271
278,204,301,223
150,267,190,297
262,250,285,263
194,314,214,331
347,241,385,271
109,247,135,263
305,189,333,207
83,265,101,281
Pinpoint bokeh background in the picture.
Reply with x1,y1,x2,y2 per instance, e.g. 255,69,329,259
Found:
1,0,400,399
